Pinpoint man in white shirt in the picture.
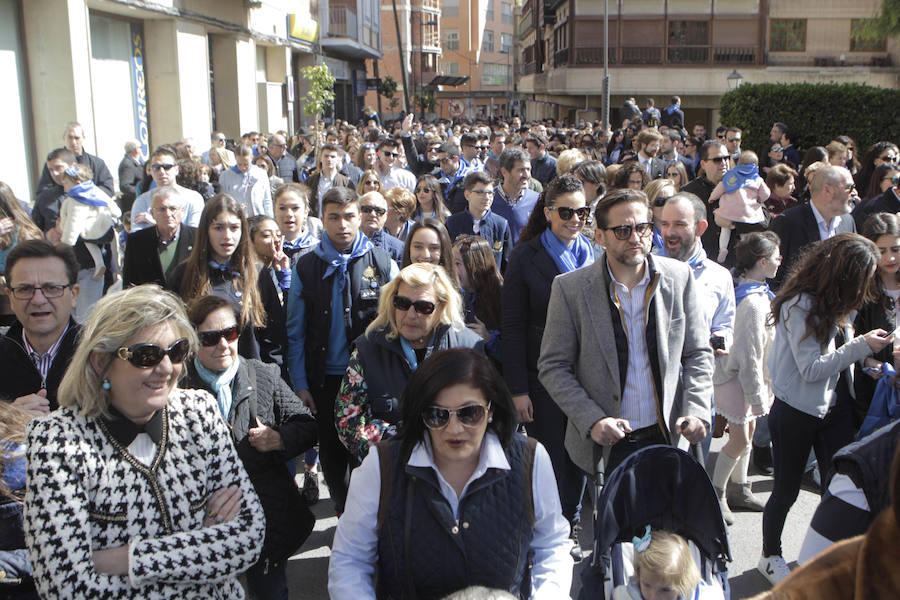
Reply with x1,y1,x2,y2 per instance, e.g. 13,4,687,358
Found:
218,144,273,218
130,146,204,231
636,129,666,180
305,143,353,218
376,139,416,193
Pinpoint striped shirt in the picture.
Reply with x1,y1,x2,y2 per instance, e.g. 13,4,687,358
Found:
22,325,69,384
607,263,658,429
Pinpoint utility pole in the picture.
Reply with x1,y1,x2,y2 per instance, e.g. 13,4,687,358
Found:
392,0,412,113
602,0,610,129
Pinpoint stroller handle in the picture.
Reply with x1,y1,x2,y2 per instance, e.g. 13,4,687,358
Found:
593,439,704,481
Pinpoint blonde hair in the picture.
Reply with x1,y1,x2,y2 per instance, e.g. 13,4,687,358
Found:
557,148,588,176
805,161,832,191
365,262,464,340
61,163,92,186
738,150,759,166
634,530,701,599
57,285,199,418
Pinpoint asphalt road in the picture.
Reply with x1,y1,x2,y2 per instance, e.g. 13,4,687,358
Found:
284,436,822,599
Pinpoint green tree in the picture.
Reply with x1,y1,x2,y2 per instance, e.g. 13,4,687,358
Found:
378,76,401,115
852,0,900,41
300,63,336,122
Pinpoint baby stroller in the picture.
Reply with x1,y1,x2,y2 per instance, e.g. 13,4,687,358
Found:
579,444,731,599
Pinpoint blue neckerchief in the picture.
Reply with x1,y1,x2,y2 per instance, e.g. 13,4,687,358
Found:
194,357,240,420
283,232,316,252
540,228,594,273
722,163,759,194
313,230,373,292
230,164,242,175
653,227,668,256
208,259,239,279
66,181,109,207
735,281,774,305
400,333,434,371
275,267,291,291
686,244,707,270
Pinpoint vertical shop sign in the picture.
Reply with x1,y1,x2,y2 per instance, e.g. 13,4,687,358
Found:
130,23,150,161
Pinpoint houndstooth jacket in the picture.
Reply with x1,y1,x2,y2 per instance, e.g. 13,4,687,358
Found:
24,388,265,599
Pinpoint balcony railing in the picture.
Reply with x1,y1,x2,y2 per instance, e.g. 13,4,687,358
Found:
517,11,534,38
575,47,617,65
328,4,358,37
421,0,440,10
568,44,758,66
553,48,569,67
522,62,537,75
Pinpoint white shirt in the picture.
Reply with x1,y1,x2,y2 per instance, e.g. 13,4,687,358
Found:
810,200,839,241
218,165,273,218
328,432,573,599
130,184,204,232
608,263,657,429
380,166,417,193
317,171,337,215
688,249,736,342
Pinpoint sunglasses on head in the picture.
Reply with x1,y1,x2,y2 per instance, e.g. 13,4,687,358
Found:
198,325,241,347
548,206,591,221
117,338,190,368
392,295,436,315
422,403,490,429
360,205,387,216
604,222,654,240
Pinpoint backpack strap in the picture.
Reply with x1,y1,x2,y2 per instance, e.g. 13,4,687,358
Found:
376,441,394,531
523,436,538,528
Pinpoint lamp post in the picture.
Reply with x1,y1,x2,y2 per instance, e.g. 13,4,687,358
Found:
726,69,744,91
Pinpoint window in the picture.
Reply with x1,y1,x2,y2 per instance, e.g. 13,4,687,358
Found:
502,2,513,25
481,62,509,86
443,0,459,18
769,19,806,51
444,29,459,50
850,19,886,51
486,0,494,21
445,62,459,75
500,33,513,53
482,29,494,52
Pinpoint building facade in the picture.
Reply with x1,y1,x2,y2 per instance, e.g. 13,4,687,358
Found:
322,0,383,121
2,0,374,204
517,0,900,126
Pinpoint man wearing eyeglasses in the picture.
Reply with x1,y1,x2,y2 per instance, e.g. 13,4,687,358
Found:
267,133,301,183
445,172,512,271
539,188,713,474
0,240,81,415
725,128,743,162
129,146,204,232
358,192,403,262
852,165,900,230
375,139,416,193
682,140,731,260
435,142,470,214
771,165,857,289
399,114,441,178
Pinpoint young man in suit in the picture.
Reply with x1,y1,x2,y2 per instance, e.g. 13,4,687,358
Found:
538,188,713,475
122,186,196,288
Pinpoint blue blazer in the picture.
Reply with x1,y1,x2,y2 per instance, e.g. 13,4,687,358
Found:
445,210,512,272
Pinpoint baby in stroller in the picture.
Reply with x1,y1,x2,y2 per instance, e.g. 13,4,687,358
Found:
613,527,723,600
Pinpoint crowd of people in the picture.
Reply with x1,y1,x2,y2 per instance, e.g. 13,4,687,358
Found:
0,102,898,598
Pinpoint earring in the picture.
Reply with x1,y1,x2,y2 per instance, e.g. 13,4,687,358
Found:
102,379,111,390
488,416,493,423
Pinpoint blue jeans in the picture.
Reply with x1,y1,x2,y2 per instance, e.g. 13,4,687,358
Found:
245,559,288,600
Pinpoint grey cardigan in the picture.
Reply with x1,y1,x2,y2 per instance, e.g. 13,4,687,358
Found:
768,293,872,418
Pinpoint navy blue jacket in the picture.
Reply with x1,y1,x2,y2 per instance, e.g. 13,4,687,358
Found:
530,154,557,187
445,210,512,272
367,229,404,263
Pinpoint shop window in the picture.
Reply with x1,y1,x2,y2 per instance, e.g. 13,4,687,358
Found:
769,19,806,51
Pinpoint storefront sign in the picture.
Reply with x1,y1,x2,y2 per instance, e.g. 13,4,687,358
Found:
288,14,319,43
130,23,149,162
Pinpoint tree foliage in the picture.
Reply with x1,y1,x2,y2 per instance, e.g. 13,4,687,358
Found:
852,0,900,40
300,64,336,119
720,83,900,157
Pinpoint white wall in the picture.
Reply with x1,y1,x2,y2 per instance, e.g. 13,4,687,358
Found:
0,0,35,202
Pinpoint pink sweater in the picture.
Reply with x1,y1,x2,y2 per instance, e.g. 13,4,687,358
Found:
711,176,771,224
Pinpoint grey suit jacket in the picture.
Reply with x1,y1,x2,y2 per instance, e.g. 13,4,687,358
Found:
538,253,714,474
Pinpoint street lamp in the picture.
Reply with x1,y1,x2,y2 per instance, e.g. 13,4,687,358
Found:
726,69,744,91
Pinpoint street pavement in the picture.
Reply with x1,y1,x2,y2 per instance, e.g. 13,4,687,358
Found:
284,436,822,599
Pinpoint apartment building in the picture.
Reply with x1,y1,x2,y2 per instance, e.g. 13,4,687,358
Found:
517,0,900,126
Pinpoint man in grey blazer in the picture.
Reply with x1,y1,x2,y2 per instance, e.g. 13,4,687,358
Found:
538,188,714,475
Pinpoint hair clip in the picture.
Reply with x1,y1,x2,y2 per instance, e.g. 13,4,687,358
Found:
633,525,652,553
64,164,80,178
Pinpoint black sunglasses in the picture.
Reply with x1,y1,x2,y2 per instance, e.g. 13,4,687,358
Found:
381,151,399,157
393,295,436,315
117,338,190,368
548,206,591,221
604,222,654,240
151,163,176,171
706,156,730,163
422,403,490,430
653,195,674,207
198,325,241,347
360,205,387,216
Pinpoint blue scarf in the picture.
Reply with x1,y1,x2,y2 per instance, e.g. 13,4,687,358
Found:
313,231,373,292
400,334,433,371
194,357,241,420
283,232,316,252
540,228,594,274
686,244,707,270
735,281,774,305
66,181,109,207
230,164,243,175
208,259,239,279
652,227,667,257
722,164,759,194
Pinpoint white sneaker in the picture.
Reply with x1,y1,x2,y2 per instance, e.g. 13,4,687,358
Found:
758,555,791,586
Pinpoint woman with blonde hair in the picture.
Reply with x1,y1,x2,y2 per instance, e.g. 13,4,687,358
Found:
0,182,42,325
334,262,483,465
356,168,382,196
24,285,264,598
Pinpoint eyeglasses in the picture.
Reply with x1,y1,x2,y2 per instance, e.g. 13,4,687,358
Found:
771,147,785,152
381,151,399,157
468,189,493,197
716,134,726,139
151,163,176,171
880,155,899,163
360,205,387,216
8,283,71,299
890,175,900,186
422,403,490,430
392,295,436,315
706,156,730,164
548,206,591,221
116,338,190,368
215,137,226,142
726,138,741,143
364,179,380,187
197,325,241,347
604,222,654,240
653,195,674,208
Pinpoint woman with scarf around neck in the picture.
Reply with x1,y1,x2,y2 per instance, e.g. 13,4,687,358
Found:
182,295,317,600
272,184,322,266
334,262,484,465
711,231,780,526
169,194,272,361
502,174,593,562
